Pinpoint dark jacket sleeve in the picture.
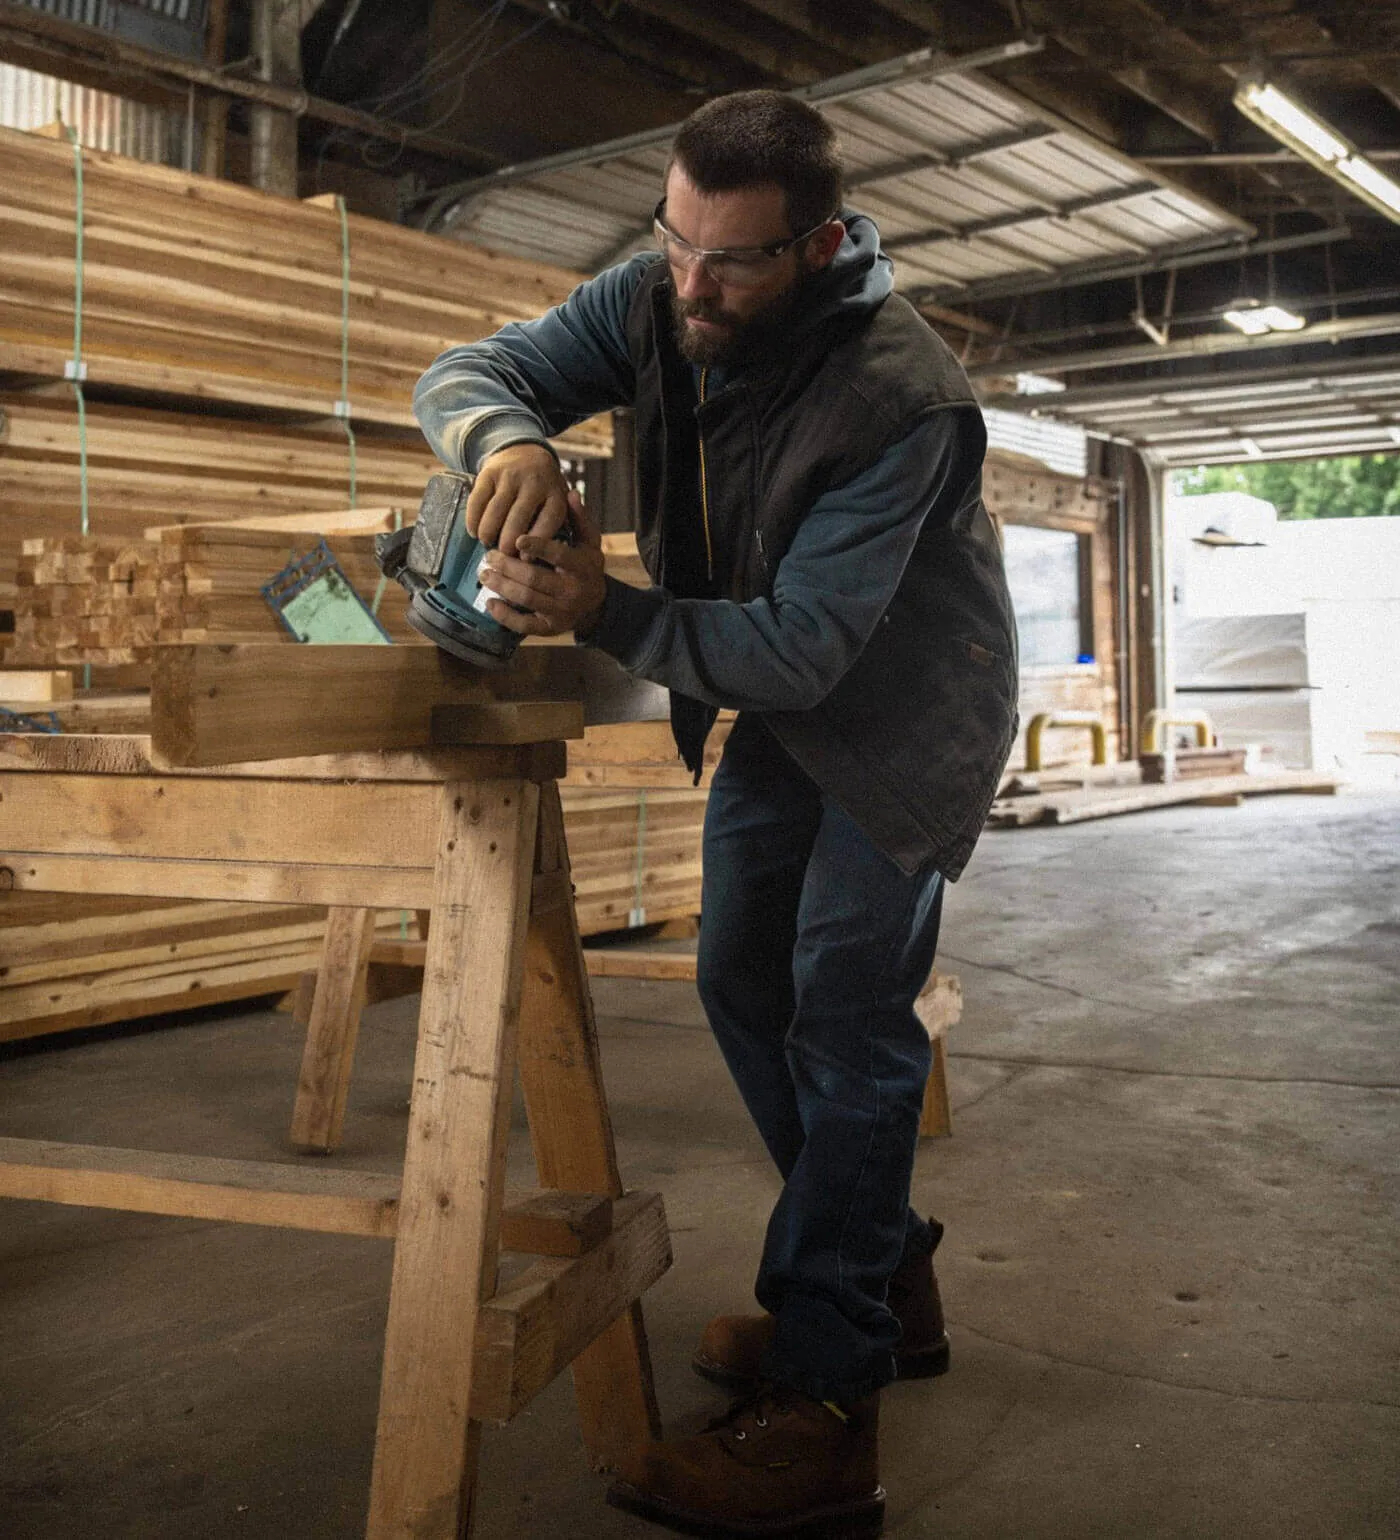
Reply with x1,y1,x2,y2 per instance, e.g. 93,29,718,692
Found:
412,254,656,471
580,408,985,712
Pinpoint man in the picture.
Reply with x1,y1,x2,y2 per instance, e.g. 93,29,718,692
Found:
414,90,1017,1540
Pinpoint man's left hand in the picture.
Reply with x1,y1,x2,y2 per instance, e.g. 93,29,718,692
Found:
477,490,608,637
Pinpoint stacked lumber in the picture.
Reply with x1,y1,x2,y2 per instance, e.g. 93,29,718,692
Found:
0,123,611,454
0,391,436,558
11,522,660,668
151,525,416,647
12,535,158,664
10,524,420,664
0,892,414,1043
559,788,707,935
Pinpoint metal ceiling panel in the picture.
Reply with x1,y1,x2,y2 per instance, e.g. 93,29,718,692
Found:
432,45,1249,301
1015,362,1400,465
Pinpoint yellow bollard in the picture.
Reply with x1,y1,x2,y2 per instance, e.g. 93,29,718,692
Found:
1025,711,1108,771
1139,709,1215,755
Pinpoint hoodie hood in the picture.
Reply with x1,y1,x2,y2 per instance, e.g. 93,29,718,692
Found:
802,208,895,329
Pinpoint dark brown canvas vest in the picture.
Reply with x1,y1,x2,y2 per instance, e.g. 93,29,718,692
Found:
624,261,1018,879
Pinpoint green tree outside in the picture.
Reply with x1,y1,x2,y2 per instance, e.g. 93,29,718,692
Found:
1172,455,1400,518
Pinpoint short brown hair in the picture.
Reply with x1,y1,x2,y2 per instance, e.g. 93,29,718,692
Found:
669,91,843,237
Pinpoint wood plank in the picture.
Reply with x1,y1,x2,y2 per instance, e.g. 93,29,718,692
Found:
367,778,539,1539
0,731,567,783
989,770,1341,827
150,645,665,766
470,1191,671,1424
581,947,699,981
289,907,380,1155
366,939,703,982
0,772,442,867
0,1140,613,1255
0,670,73,702
0,853,436,909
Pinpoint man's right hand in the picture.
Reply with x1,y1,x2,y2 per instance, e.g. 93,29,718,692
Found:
465,442,571,556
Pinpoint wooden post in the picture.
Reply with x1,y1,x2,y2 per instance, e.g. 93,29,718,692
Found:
201,0,230,178
514,781,663,1468
289,906,378,1154
249,0,301,196
365,778,539,1539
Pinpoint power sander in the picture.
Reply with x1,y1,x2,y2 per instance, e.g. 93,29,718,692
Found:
375,469,568,669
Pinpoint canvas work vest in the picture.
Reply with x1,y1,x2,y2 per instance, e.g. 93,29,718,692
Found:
624,261,1019,879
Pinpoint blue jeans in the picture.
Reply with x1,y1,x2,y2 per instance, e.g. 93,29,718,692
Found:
697,713,945,1403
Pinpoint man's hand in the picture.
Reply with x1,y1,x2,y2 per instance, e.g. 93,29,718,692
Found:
466,442,570,555
477,491,608,638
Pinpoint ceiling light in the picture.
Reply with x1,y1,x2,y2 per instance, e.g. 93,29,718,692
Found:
1222,300,1307,336
1015,371,1066,395
1336,155,1400,217
1234,76,1400,226
1236,81,1349,163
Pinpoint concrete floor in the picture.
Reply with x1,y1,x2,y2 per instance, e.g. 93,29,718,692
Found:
1,789,1397,1539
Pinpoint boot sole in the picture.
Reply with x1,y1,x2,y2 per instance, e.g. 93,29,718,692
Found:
692,1334,951,1393
606,1480,886,1540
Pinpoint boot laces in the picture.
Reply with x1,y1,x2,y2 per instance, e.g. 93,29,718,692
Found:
704,1383,794,1439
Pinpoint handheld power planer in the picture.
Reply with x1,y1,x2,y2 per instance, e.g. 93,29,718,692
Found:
375,469,569,669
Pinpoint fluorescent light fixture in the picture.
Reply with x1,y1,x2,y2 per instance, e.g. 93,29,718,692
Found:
1236,81,1349,162
1222,300,1307,336
1015,371,1066,395
1234,76,1400,225
1337,155,1400,217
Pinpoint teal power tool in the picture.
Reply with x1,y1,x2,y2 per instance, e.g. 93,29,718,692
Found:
375,470,567,669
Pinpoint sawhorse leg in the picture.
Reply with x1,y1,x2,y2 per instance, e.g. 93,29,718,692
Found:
289,906,378,1154
516,781,663,1467
365,776,663,1537
367,777,540,1538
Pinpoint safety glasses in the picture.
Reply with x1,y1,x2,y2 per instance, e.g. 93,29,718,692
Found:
652,199,834,287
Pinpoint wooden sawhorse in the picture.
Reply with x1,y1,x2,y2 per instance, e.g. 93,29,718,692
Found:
0,731,668,1538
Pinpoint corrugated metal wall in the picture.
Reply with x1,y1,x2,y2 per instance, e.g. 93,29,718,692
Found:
0,60,192,163
15,0,208,60
2,0,208,164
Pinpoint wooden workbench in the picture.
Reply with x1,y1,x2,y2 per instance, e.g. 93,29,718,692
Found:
0,727,668,1538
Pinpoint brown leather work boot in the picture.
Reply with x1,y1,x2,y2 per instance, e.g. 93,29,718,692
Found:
692,1221,950,1391
606,1385,884,1539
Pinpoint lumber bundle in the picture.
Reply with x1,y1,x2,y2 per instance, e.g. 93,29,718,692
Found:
10,525,420,664
0,391,436,558
0,123,611,454
0,891,414,1043
11,523,658,669
559,788,707,935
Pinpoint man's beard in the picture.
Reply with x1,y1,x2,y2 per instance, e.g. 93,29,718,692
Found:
670,270,817,367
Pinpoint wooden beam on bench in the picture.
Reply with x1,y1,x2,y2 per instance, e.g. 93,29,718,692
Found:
150,645,667,767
